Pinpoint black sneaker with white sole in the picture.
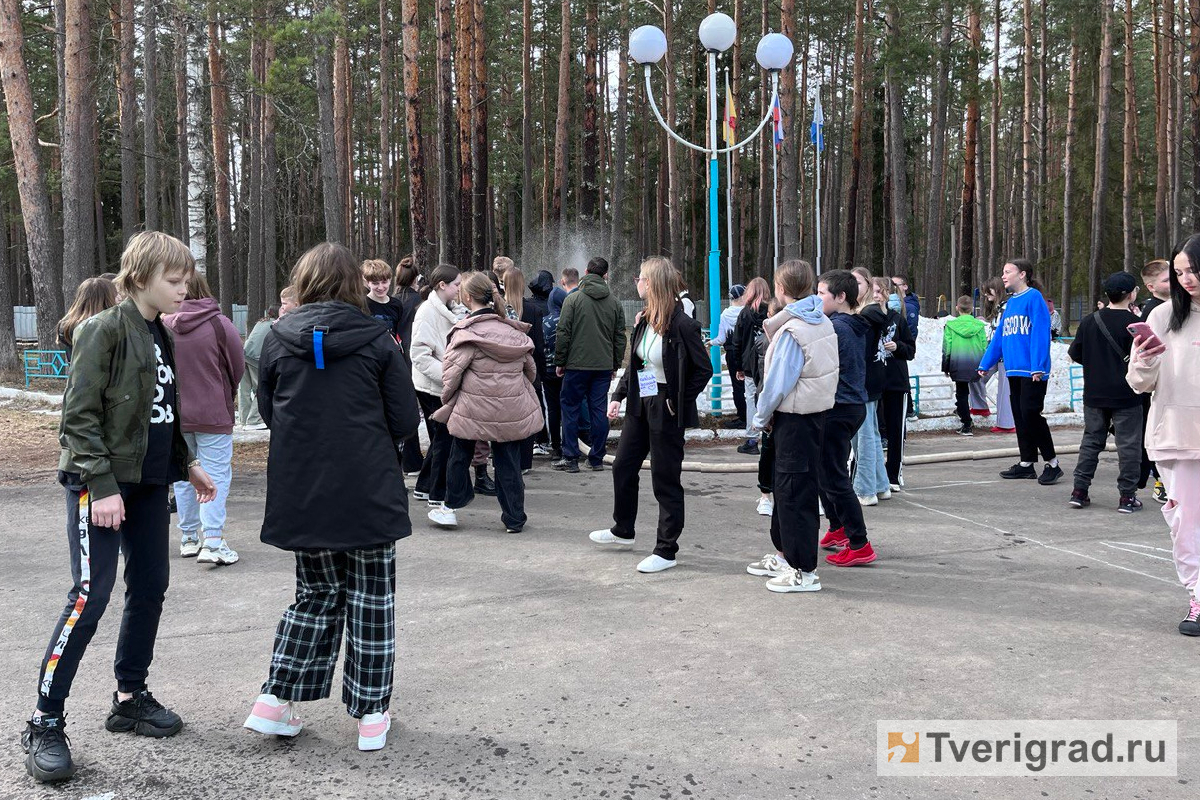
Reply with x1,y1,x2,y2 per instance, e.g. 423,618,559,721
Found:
105,690,183,738
23,716,75,783
957,423,974,436
1118,495,1143,513
1000,463,1037,479
1069,488,1090,508
1038,464,1064,485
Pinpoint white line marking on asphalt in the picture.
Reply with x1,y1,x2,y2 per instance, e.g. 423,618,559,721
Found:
898,498,1178,586
905,480,1005,491
1108,541,1173,553
1100,543,1174,562
81,793,117,800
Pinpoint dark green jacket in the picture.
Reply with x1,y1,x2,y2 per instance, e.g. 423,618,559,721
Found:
58,298,192,500
554,274,628,371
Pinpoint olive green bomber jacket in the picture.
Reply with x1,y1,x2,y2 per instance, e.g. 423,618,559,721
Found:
57,298,192,500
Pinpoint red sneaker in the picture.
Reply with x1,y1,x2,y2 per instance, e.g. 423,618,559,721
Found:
989,426,1016,434
825,541,877,566
820,527,849,550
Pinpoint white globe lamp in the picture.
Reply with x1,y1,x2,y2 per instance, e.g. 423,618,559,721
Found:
698,13,737,53
755,33,794,71
629,25,668,64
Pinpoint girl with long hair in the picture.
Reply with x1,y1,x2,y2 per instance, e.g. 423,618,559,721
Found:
728,277,771,457
390,255,425,473
978,259,1060,484
246,242,418,752
973,276,1016,430
429,271,543,531
58,277,118,357
868,276,915,491
502,266,548,471
1128,233,1200,636
411,264,463,515
588,257,713,574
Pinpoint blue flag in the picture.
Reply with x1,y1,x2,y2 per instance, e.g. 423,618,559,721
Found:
810,94,825,152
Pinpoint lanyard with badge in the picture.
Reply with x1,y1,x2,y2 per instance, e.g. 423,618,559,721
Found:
637,325,660,397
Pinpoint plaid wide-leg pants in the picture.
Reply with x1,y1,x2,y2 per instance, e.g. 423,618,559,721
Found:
261,544,396,718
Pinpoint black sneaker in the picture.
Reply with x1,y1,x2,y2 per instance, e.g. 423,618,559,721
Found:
588,462,605,471
957,423,974,436
721,417,747,430
1118,495,1144,514
1180,600,1200,636
24,716,75,783
1038,464,1064,485
105,690,183,738
736,440,760,455
551,458,580,473
1069,488,1090,508
999,463,1037,480
549,447,563,461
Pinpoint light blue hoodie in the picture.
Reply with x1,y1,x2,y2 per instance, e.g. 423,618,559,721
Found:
753,295,828,429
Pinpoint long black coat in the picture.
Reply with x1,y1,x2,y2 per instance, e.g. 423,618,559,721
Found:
258,301,420,551
611,303,713,430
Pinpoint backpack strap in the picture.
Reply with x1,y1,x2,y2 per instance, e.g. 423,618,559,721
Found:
1093,311,1130,363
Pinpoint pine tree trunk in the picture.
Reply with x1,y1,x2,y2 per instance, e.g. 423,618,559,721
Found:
455,0,473,260
470,0,487,268
401,0,431,272
1061,39,1079,330
379,0,393,262
884,4,910,278
435,0,456,264
262,34,278,303
988,0,1001,271
923,0,952,300
580,0,599,220
185,17,207,269
607,0,629,266
117,0,138,243
845,0,866,267
779,0,799,260
1088,0,1114,302
63,0,98,296
316,39,345,243
208,5,234,315
143,0,160,231
173,4,188,239
1192,0,1200,233
1021,0,1035,259
1122,0,1136,272
0,0,64,346
961,0,981,297
247,31,263,318
551,0,570,223
0,203,16,368
520,0,533,249
664,0,682,262
333,0,351,240
1155,0,1171,255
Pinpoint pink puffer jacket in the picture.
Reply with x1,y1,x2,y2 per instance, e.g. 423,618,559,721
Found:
431,311,545,442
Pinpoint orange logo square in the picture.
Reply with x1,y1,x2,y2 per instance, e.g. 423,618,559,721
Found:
887,732,920,763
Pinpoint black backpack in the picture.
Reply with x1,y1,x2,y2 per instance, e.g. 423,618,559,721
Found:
746,328,769,386
542,308,561,371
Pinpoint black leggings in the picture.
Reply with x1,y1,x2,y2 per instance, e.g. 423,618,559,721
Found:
880,390,908,486
1008,376,1056,463
415,391,451,502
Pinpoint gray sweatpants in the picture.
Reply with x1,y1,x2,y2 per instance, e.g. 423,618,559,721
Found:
1073,404,1144,496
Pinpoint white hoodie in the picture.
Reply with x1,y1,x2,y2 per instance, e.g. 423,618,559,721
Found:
1127,300,1200,460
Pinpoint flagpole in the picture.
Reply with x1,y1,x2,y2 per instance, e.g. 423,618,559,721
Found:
724,69,735,289
772,134,779,272
814,84,823,276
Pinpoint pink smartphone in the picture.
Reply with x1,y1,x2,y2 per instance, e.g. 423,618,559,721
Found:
1127,321,1165,352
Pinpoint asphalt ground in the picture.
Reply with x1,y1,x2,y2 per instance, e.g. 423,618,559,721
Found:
0,426,1195,800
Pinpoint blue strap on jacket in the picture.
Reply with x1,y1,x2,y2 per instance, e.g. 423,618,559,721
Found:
313,327,328,370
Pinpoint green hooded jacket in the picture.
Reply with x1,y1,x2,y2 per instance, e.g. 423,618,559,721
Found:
941,313,988,382
553,273,628,371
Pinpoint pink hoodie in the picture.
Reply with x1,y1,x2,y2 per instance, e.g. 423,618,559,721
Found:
163,298,246,434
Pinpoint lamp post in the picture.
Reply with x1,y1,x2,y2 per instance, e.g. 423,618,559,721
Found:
630,16,793,413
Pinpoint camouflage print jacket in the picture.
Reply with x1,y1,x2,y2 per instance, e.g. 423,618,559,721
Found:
57,298,192,500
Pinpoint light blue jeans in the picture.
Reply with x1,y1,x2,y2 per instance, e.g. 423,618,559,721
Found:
852,401,890,497
175,432,233,543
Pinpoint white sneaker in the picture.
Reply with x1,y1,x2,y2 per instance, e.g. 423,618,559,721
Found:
244,694,303,737
357,711,391,751
857,493,879,507
249,422,269,431
428,506,458,527
180,538,201,558
766,567,822,593
746,553,788,577
197,539,239,565
756,496,774,516
533,443,552,457
637,555,677,573
588,529,635,547
877,489,892,500
889,483,903,493
413,489,430,501
405,471,422,478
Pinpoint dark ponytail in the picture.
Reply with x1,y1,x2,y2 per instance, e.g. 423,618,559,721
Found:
1008,258,1043,292
460,271,506,316
421,263,461,303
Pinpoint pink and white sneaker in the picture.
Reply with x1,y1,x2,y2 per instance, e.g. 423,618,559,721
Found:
357,711,391,751
243,694,304,737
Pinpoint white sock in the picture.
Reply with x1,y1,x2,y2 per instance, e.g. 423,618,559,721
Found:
1019,461,1033,468
1049,458,1059,468
776,553,789,566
